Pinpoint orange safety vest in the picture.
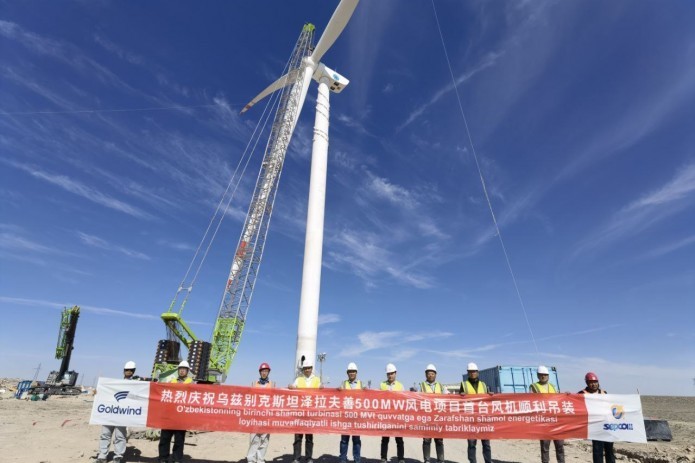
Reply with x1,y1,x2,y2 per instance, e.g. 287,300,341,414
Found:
579,388,606,394
253,380,275,388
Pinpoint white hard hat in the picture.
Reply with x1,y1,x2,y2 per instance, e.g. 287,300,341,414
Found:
467,362,479,371
347,362,358,371
537,365,549,375
178,360,190,369
302,361,314,368
124,361,136,370
425,364,437,372
386,363,397,373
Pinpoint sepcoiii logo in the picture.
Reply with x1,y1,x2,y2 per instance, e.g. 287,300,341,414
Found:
604,404,633,431
611,405,624,419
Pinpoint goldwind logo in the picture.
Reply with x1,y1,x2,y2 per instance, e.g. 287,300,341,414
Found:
611,404,624,419
114,391,129,402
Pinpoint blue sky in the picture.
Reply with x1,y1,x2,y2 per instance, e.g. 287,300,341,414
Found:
1,1,693,396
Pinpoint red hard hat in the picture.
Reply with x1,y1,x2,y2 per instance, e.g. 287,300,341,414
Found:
259,362,271,371
585,372,599,382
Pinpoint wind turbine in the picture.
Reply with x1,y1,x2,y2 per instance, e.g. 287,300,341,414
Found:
241,0,359,373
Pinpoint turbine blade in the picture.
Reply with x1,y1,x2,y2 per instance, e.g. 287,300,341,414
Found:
240,69,300,114
311,0,359,64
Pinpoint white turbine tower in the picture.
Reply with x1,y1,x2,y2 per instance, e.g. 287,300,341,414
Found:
241,0,359,373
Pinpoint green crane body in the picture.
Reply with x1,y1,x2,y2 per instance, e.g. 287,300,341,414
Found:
151,24,315,383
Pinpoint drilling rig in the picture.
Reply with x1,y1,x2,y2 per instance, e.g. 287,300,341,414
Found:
30,305,82,396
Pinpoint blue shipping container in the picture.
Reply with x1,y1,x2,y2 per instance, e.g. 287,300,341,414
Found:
462,366,561,393
15,380,33,399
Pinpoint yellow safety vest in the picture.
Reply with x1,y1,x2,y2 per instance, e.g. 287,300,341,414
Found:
460,380,487,394
170,376,193,384
421,381,443,393
380,380,404,391
530,382,556,393
296,375,321,389
343,379,363,390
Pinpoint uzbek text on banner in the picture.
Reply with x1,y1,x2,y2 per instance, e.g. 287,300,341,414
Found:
89,379,646,443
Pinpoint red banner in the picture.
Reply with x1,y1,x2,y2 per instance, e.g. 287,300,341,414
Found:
146,383,588,440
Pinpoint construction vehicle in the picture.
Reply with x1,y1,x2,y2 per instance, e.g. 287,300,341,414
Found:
151,24,316,383
29,306,82,396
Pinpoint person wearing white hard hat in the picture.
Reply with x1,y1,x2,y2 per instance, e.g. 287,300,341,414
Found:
459,363,491,463
380,363,405,463
247,362,275,463
158,360,193,463
289,359,322,463
419,364,447,463
338,362,362,463
530,366,565,463
95,361,140,463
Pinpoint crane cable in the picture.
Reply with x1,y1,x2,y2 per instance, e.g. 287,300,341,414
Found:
430,0,540,358
173,50,298,309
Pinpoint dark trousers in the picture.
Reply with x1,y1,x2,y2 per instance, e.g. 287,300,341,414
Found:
293,433,314,460
380,436,404,461
540,440,565,463
467,439,491,463
422,437,444,462
339,435,361,463
591,440,615,463
159,429,186,462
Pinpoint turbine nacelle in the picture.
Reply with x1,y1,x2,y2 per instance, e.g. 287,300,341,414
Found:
312,62,349,93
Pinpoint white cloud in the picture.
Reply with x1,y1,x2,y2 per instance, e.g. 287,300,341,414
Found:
0,232,57,254
318,313,341,325
3,160,152,219
640,234,695,260
77,231,150,260
574,162,695,257
398,51,503,131
0,296,158,320
339,330,453,358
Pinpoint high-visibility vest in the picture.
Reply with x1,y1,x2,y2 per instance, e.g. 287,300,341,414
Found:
460,380,487,394
170,376,193,384
343,379,363,390
380,380,404,391
421,381,443,394
253,380,275,388
295,375,321,389
530,382,557,393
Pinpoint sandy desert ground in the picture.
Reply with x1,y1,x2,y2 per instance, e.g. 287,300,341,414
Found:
1,381,693,463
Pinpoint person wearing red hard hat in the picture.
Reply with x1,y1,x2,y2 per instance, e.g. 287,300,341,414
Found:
247,362,275,463
159,360,193,463
579,372,615,463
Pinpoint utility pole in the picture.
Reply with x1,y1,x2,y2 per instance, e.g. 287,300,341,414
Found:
32,363,41,382
317,352,327,384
